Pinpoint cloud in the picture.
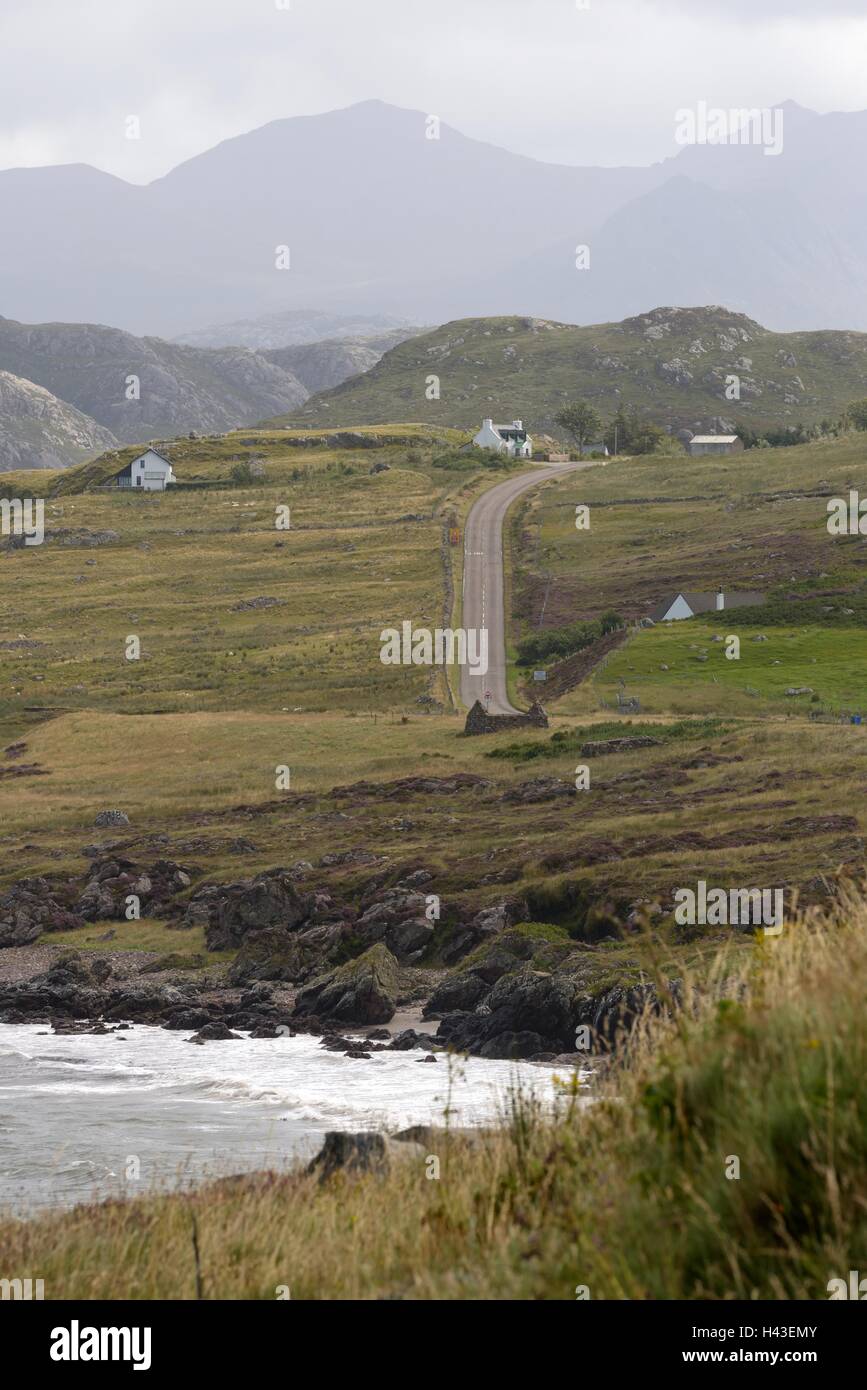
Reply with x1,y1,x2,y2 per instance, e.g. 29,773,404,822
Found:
0,0,864,179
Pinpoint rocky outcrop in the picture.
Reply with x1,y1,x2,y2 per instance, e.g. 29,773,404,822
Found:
464,700,548,737
227,923,344,984
581,736,661,757
0,318,309,446
433,957,663,1060
293,943,403,1025
439,898,529,965
78,857,192,922
184,869,312,949
0,878,84,947
0,369,117,470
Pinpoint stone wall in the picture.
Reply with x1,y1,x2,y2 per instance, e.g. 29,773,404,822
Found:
464,699,549,737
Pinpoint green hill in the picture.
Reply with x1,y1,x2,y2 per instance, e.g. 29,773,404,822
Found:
269,306,867,439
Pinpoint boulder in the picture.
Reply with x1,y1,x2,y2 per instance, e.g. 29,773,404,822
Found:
293,943,402,1025
227,923,343,984
307,1130,425,1181
189,1021,242,1043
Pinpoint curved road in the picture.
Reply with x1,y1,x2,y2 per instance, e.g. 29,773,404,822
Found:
459,461,586,715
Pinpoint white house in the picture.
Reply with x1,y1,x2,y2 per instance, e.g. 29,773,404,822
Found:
473,418,533,458
648,588,765,623
111,448,176,492
687,435,744,457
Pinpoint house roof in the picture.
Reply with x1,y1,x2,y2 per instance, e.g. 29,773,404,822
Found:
495,425,528,438
133,447,173,466
689,435,739,444
648,590,765,622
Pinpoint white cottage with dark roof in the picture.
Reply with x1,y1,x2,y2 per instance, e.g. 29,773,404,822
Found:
473,418,533,458
111,448,176,492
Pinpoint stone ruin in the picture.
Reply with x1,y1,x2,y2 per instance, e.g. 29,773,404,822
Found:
464,699,549,737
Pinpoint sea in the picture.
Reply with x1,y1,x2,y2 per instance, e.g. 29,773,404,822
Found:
0,1023,559,1214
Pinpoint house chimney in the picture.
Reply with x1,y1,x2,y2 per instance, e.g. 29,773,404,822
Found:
716,588,725,611
482,418,493,429
513,419,523,430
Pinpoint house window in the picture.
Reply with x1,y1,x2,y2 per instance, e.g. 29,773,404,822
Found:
136,476,142,486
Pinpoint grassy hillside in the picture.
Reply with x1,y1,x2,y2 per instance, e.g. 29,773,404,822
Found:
4,890,865,1299
507,432,867,714
272,307,867,438
0,427,495,752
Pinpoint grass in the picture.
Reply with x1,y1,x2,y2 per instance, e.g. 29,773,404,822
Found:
4,891,866,1298
486,717,728,763
46,920,217,957
514,432,867,634
594,622,867,717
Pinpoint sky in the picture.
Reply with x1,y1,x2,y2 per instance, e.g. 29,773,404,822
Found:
0,0,865,181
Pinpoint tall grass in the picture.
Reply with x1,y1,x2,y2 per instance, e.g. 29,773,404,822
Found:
2,894,866,1299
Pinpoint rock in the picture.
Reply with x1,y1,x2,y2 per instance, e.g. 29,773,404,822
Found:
307,1131,425,1181
293,943,402,1025
501,777,576,805
424,972,490,1015
0,877,85,947
417,1054,437,1062
388,1028,434,1051
186,869,312,950
188,1021,242,1043
785,687,814,697
93,810,130,827
385,916,434,962
163,1008,215,1031
227,923,343,984
344,1049,372,1059
580,737,660,757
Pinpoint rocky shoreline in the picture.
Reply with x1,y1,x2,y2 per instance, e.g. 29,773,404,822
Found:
0,839,658,1061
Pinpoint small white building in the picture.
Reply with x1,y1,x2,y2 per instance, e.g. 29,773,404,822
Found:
473,418,533,458
111,448,176,492
648,588,764,623
687,435,744,457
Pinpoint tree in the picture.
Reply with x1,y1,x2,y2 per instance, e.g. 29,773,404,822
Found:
847,399,867,432
555,402,602,453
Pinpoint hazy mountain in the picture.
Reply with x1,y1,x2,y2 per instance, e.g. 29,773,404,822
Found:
262,328,426,393
1,100,865,337
0,370,117,471
0,317,308,444
0,101,661,336
174,309,421,351
274,306,867,437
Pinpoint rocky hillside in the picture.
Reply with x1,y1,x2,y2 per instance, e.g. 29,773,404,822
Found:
263,328,425,394
277,306,867,437
0,317,309,446
0,370,117,471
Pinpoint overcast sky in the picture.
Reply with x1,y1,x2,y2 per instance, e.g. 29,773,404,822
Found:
1,0,865,181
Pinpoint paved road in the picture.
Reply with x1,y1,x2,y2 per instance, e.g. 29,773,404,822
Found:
459,461,585,714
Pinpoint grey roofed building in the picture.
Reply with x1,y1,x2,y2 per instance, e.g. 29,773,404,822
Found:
687,435,744,456
648,588,765,623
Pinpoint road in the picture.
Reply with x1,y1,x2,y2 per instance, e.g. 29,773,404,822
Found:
458,461,585,715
